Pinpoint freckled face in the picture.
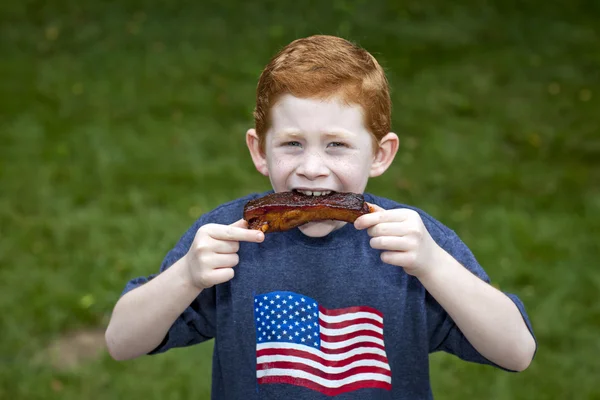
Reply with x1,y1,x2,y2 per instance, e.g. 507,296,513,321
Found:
263,94,376,237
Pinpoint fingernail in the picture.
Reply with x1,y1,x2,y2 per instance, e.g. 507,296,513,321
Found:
257,232,264,241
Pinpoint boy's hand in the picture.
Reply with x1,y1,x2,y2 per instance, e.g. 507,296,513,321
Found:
183,219,264,290
354,203,442,278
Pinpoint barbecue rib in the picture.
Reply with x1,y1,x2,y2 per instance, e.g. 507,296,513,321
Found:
243,191,373,233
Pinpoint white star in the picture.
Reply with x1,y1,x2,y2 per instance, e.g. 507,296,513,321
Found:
270,300,274,304
272,330,276,335
288,325,293,330
255,298,258,302
295,332,299,336
255,308,259,312
283,330,287,335
301,328,306,332
314,342,318,347
301,298,306,302
295,321,300,326
263,296,267,300
266,315,270,320
301,317,306,322
263,331,266,336
289,315,294,320
260,312,264,316
295,311,299,316
258,327,261,331
313,312,317,317
288,295,293,299
308,325,312,330
307,315,312,320
271,320,275,324
258,337,262,341
282,300,287,304
259,302,263,306
295,302,299,306
282,320,287,325
277,304,281,309
265,305,269,310
313,303,316,307
301,308,306,312
289,336,293,340
301,338,305,342
277,325,281,329
256,318,260,322
282,310,287,314
277,314,281,319
276,295,280,299
307,305,311,310
277,335,281,339
262,322,265,326
307,334,311,339
289,305,293,309
267,336,271,340
314,322,318,327
271,310,275,314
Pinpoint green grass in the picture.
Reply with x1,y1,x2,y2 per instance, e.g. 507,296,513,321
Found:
1,0,599,398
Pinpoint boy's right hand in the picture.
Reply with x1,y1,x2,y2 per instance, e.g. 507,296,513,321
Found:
183,219,264,290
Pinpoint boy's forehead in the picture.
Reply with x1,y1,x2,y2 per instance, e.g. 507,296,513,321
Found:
270,94,369,134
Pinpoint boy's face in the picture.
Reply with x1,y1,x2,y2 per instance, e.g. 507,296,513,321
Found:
247,94,398,237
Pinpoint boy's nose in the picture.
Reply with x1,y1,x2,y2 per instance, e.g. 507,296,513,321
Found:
296,151,330,180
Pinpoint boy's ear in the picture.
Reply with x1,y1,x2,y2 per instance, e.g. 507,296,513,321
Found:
369,132,399,177
246,128,269,177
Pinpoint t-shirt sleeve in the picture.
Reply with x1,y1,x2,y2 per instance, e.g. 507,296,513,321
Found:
120,218,217,355
425,225,537,371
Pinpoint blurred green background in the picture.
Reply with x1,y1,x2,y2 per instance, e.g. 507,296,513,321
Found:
1,0,599,398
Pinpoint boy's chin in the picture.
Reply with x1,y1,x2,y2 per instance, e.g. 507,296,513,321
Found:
298,220,346,238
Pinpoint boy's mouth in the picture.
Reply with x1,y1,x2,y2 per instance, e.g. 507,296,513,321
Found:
292,189,335,197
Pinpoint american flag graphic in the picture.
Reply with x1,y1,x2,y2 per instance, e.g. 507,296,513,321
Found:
254,291,391,396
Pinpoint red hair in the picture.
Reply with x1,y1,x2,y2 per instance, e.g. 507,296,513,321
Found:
253,35,391,151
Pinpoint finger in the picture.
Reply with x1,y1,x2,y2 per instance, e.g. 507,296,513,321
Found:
380,251,417,268
204,253,240,269
367,202,385,213
366,222,411,238
355,207,412,230
369,236,414,251
209,223,264,243
205,268,235,286
207,237,240,254
230,218,249,228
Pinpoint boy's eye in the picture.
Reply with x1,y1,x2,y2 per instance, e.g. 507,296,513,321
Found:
328,142,347,148
284,141,301,147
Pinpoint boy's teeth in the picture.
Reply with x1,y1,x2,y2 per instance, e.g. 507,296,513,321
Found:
298,190,331,196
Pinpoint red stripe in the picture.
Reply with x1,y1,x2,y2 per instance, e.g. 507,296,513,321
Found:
320,318,384,330
258,375,391,396
320,341,387,354
257,348,389,367
257,361,391,380
319,305,383,318
321,329,384,343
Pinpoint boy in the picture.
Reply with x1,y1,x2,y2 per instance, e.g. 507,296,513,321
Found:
105,35,536,399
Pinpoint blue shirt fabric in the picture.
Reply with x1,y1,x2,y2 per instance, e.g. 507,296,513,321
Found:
122,191,536,399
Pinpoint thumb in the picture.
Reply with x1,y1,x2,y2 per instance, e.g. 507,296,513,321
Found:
366,202,385,213
230,218,249,228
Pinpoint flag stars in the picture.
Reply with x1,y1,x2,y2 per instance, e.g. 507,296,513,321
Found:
301,298,306,302
288,295,293,299
277,314,281,319
282,310,287,315
289,336,293,340
314,342,318,347
282,300,287,304
301,338,306,342
276,295,280,299
270,300,275,304
277,304,281,309
255,308,259,312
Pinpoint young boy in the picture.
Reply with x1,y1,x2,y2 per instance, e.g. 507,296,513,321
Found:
105,35,536,399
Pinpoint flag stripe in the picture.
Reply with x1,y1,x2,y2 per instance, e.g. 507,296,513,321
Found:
319,310,383,324
257,361,392,381
319,305,384,319
258,375,392,396
257,343,388,360
320,318,384,330
257,368,391,388
257,354,391,372
320,335,385,349
321,329,384,343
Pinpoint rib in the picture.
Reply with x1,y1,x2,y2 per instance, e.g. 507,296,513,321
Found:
243,191,373,233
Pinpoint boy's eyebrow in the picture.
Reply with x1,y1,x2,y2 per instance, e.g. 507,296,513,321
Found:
273,130,355,140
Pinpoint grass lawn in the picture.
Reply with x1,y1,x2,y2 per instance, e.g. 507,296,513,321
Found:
1,0,599,398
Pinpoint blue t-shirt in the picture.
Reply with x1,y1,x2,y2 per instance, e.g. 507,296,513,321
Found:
122,191,536,399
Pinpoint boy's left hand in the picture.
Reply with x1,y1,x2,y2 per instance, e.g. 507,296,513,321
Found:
354,203,442,277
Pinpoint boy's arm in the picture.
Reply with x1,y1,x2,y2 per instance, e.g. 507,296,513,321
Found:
418,248,536,372
105,257,202,361
105,219,264,361
355,204,536,372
